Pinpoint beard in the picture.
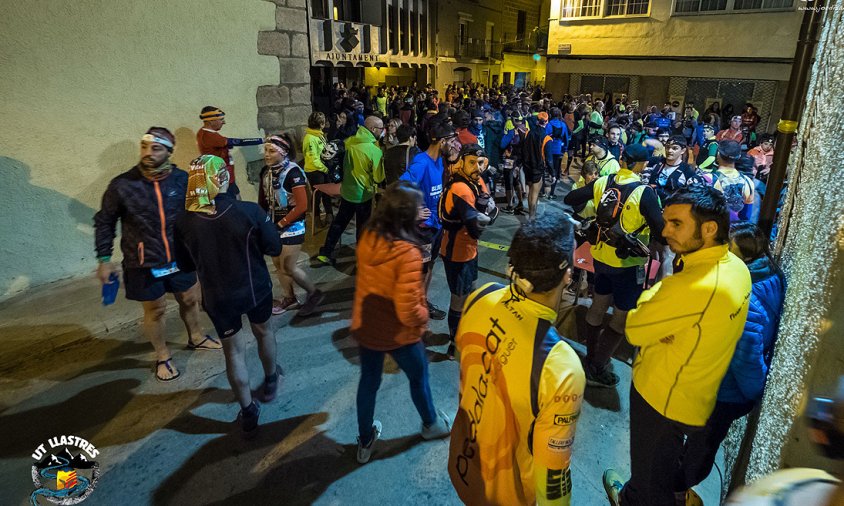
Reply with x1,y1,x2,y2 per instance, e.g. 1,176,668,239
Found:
668,229,705,255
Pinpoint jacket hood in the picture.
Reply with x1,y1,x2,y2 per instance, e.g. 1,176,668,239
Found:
346,125,377,147
359,231,418,266
747,255,781,283
549,118,565,126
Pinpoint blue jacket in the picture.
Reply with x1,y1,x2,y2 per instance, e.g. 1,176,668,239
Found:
545,118,569,156
717,256,785,404
401,151,443,230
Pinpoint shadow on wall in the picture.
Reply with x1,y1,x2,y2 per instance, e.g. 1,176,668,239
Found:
0,157,97,301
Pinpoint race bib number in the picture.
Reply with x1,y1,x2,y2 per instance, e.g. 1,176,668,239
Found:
151,262,179,278
280,220,306,238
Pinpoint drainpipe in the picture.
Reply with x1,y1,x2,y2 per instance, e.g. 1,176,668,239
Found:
757,0,825,238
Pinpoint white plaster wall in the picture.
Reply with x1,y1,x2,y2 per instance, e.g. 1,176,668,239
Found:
0,0,277,300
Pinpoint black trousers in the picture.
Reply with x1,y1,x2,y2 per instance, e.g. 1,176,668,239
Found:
620,385,704,506
679,400,755,491
319,198,372,258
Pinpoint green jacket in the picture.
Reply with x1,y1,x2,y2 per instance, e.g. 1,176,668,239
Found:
303,127,328,174
341,126,385,203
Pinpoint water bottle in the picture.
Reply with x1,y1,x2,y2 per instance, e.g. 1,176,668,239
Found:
102,272,119,306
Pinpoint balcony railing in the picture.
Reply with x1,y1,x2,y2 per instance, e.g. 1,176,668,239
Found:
454,37,503,59
502,29,548,53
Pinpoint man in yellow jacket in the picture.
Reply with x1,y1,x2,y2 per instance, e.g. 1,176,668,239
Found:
603,184,752,506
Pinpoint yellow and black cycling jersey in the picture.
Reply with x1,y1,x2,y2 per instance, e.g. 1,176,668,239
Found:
449,283,586,506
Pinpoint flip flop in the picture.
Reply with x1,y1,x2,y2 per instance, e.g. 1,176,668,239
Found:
187,334,222,351
154,358,181,382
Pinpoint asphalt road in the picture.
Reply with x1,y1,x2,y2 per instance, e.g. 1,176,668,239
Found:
0,198,723,505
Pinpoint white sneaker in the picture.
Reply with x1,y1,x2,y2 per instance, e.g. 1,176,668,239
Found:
356,420,382,464
421,410,451,440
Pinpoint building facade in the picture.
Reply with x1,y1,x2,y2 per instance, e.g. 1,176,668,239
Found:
545,0,802,132
308,0,436,110
434,0,550,91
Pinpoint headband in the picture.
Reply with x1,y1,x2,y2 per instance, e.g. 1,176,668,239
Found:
200,108,225,121
141,133,174,149
265,135,291,155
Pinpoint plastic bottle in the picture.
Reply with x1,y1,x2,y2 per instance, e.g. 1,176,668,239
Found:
102,272,119,306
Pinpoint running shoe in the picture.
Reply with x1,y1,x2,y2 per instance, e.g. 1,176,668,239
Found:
315,254,335,266
427,301,446,320
297,289,325,317
603,469,624,506
260,365,283,402
586,366,620,388
356,420,382,464
421,410,451,440
272,297,299,315
238,401,261,439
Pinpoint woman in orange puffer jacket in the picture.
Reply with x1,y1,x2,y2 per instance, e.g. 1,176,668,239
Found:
351,181,451,465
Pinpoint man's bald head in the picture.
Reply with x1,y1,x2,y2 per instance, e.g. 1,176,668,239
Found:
364,116,384,137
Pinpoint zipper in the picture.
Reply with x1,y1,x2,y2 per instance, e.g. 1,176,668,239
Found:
138,242,144,265
153,181,172,262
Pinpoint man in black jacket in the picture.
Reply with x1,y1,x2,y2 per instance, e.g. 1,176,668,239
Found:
174,154,283,438
94,128,219,384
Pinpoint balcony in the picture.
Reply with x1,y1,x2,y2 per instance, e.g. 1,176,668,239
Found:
502,28,548,54
453,37,503,60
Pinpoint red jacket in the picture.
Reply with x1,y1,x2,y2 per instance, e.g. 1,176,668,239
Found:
352,231,428,350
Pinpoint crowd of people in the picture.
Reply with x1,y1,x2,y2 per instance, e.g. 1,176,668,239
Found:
92,80,797,505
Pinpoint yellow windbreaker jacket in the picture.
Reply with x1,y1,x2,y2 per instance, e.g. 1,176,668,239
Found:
626,244,752,426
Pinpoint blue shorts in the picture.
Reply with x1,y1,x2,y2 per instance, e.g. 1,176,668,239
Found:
442,257,478,297
593,261,643,311
123,268,197,302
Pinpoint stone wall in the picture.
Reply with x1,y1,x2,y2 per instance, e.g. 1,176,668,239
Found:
257,0,314,137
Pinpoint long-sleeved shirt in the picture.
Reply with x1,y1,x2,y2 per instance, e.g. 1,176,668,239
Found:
626,244,751,426
174,194,281,317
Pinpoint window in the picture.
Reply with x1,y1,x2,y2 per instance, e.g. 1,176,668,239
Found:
517,10,527,39
560,0,603,18
606,0,650,15
673,0,792,14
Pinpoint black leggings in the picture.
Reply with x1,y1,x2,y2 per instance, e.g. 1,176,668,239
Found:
306,171,333,216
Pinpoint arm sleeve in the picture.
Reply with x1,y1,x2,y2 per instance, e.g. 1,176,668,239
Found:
639,187,665,243
372,148,386,185
449,185,485,239
531,352,585,505
626,280,704,347
283,184,309,224
256,207,282,257
93,180,121,258
729,306,767,401
227,137,263,147
173,223,196,273
563,179,596,207
394,248,428,327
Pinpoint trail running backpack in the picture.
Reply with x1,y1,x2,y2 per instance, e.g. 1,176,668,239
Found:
715,171,752,214
587,174,644,248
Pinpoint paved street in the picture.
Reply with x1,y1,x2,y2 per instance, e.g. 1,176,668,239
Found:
0,197,723,505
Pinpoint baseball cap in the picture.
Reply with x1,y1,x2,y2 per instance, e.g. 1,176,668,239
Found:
622,143,649,163
458,143,485,159
718,140,741,161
